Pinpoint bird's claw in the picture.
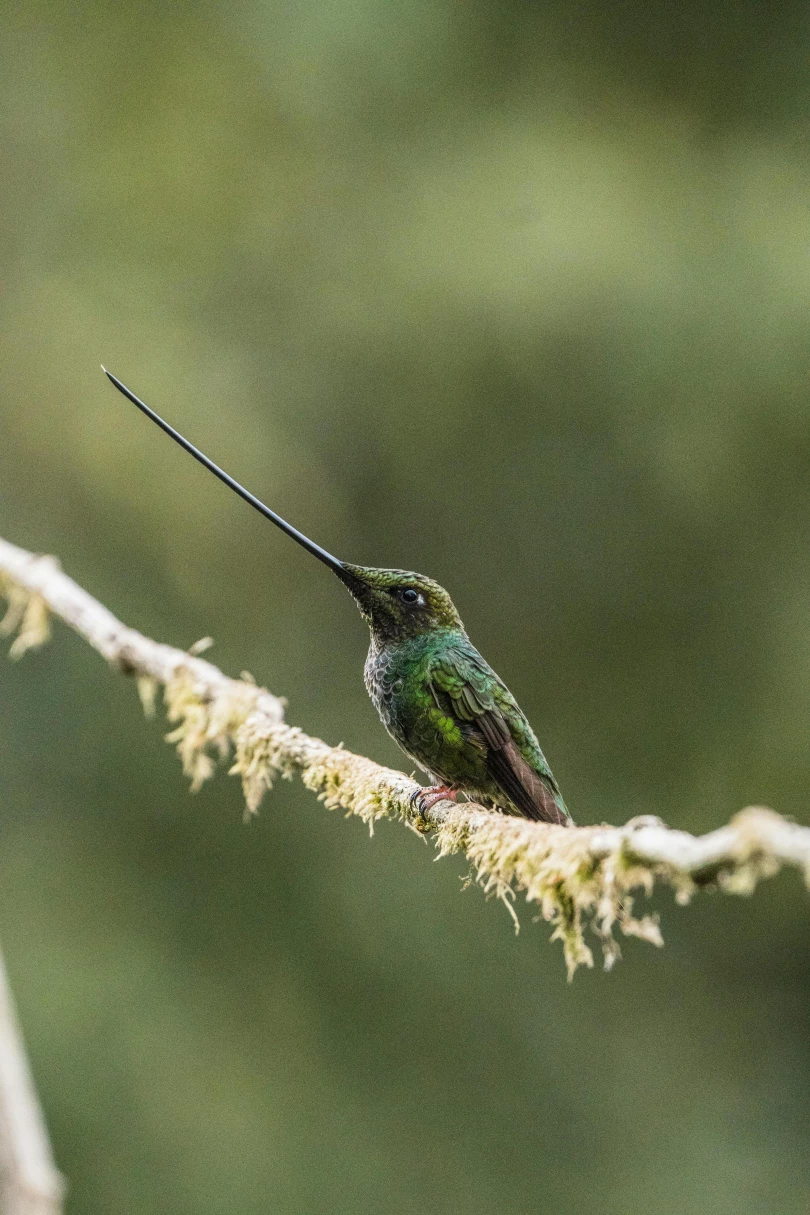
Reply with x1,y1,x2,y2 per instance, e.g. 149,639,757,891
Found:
410,786,459,816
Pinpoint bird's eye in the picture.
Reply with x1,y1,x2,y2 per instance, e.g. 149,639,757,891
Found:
400,587,421,605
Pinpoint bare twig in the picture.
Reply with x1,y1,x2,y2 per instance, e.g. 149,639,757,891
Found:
2,535,809,974
0,949,63,1214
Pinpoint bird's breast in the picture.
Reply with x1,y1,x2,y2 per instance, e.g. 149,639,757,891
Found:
363,639,436,738
364,644,406,724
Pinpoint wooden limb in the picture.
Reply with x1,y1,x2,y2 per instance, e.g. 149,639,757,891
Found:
0,950,63,1214
2,535,809,975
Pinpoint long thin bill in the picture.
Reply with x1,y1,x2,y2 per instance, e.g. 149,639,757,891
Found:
103,368,347,575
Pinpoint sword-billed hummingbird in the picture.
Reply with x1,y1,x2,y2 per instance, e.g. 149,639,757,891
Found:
104,370,572,825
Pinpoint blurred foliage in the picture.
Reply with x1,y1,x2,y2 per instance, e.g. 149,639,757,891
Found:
2,0,810,1211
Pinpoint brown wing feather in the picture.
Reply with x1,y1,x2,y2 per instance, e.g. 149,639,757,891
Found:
476,711,568,825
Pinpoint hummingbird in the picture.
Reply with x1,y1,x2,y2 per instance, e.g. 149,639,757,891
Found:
103,370,572,826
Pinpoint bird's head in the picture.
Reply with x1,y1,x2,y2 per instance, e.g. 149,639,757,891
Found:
335,565,463,642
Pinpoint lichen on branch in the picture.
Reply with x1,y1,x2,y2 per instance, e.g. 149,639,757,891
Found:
2,534,809,976
0,572,51,659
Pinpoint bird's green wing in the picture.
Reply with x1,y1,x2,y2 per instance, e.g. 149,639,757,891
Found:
429,643,569,825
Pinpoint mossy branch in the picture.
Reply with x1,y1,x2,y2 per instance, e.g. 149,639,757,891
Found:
2,536,809,976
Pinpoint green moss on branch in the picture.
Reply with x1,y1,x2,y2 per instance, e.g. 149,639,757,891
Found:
2,536,809,976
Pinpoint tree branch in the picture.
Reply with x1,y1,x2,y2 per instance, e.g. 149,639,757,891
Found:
0,948,63,1214
2,535,809,975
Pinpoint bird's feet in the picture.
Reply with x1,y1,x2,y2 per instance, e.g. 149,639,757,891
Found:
410,785,459,814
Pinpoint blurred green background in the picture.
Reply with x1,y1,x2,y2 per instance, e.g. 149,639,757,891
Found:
2,1,810,1211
